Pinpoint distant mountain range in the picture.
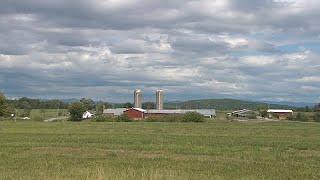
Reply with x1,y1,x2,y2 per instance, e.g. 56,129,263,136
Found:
60,98,81,103
262,101,317,108
60,98,317,111
164,99,312,111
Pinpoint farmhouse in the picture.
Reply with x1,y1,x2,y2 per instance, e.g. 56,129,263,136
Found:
82,111,94,119
267,109,293,120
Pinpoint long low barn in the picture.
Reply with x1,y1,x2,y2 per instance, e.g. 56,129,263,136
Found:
103,108,216,120
103,108,127,117
146,109,216,118
267,109,293,120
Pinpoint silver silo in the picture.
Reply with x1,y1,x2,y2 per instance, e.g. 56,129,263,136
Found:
134,89,142,108
156,90,164,110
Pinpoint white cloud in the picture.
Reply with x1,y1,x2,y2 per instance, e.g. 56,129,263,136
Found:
297,76,320,83
240,56,276,66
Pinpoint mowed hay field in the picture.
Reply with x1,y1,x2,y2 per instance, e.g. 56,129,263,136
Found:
0,121,320,179
15,109,69,120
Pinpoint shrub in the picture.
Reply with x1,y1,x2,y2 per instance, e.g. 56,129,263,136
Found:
314,112,320,122
247,114,257,119
145,113,205,123
144,116,161,122
182,112,205,122
93,115,115,122
294,112,308,122
286,114,293,121
21,108,32,117
117,114,131,122
145,115,184,122
165,115,184,122
31,114,44,121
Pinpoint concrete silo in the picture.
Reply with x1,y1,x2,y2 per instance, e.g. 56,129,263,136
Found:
156,90,164,110
134,89,142,108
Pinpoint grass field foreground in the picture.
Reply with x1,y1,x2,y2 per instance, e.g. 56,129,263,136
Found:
0,121,320,179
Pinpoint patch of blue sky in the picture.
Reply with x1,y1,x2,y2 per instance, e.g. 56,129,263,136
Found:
230,50,281,57
279,42,320,53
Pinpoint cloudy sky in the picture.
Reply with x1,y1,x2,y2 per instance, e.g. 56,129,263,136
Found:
0,0,320,102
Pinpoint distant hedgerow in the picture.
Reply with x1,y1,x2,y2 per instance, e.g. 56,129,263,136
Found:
182,112,205,122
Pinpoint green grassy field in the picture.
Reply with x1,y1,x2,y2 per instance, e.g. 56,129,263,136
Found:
0,121,320,179
15,109,69,121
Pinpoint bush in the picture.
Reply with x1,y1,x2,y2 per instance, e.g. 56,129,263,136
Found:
31,114,44,121
314,112,320,122
294,112,308,122
145,113,205,123
117,114,131,122
93,115,115,122
21,108,31,117
286,114,294,121
144,116,161,122
247,114,257,119
145,115,184,122
182,112,205,122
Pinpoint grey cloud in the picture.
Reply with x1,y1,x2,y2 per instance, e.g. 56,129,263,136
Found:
0,0,320,102
229,0,274,12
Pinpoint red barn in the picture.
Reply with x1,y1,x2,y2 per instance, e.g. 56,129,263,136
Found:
124,108,146,120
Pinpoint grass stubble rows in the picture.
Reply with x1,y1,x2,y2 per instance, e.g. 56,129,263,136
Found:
0,120,319,179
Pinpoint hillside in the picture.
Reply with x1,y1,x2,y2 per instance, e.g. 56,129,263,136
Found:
164,99,297,111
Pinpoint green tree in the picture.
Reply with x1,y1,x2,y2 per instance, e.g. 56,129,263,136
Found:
314,104,320,112
124,102,133,108
22,108,32,117
0,93,7,116
68,102,86,121
80,98,95,110
103,102,112,109
294,112,308,122
260,110,268,118
4,103,15,117
142,102,155,109
95,103,104,116
0,93,15,117
314,112,320,122
305,106,310,112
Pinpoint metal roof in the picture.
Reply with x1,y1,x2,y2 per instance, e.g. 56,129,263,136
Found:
267,109,293,113
232,109,254,114
146,109,215,115
103,108,127,116
131,108,146,112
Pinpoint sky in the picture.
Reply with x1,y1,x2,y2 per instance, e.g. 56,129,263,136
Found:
0,0,320,103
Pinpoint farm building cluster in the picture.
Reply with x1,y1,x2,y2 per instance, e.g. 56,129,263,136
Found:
227,109,293,120
83,89,294,120
102,89,216,120
104,108,216,120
